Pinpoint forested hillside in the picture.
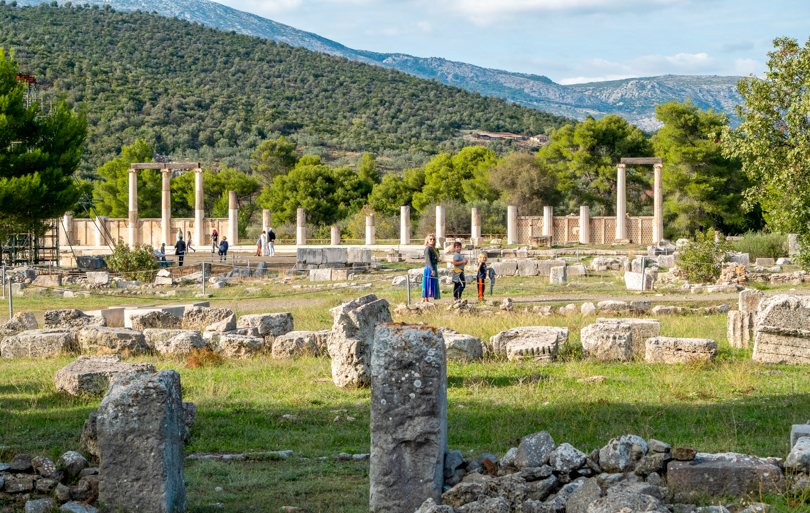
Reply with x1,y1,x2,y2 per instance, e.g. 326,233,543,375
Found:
0,2,572,178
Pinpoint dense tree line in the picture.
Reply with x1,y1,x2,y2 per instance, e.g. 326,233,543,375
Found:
0,2,572,178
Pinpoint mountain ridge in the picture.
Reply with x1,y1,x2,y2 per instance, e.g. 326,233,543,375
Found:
16,0,745,130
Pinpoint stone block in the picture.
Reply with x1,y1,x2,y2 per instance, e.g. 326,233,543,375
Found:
756,258,775,266
490,261,517,276
143,329,206,356
581,323,633,361
596,300,629,312
645,337,718,364
567,264,587,276
55,355,155,396
594,318,660,356
727,310,756,349
728,253,750,267
33,274,62,287
215,334,266,358
86,272,109,285
598,434,647,473
789,234,799,255
0,312,38,335
657,255,675,268
272,331,323,358
44,309,106,330
490,326,569,357
537,259,567,276
96,371,186,513
182,306,235,331
327,294,392,388
236,313,294,341
787,436,810,474
130,310,182,331
790,424,810,448
667,453,785,500
752,295,810,364
369,323,447,513
348,247,372,264
516,259,539,276
740,289,766,312
624,271,654,291
77,327,149,355
310,268,332,281
154,276,173,286
1,329,77,359
777,257,793,265
549,266,567,284
440,329,483,362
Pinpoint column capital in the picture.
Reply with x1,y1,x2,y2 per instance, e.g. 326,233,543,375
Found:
161,168,172,174
128,168,138,174
617,163,626,170
653,163,664,171
193,168,204,174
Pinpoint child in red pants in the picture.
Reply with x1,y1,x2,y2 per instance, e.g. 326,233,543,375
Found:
476,253,488,301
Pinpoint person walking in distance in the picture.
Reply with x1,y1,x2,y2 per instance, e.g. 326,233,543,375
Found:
255,231,262,257
211,229,218,254
218,236,228,262
268,227,276,257
452,241,467,300
186,231,196,252
422,233,440,303
476,253,488,301
260,230,268,257
174,233,186,267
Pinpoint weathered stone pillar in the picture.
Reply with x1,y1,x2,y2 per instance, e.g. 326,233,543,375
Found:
161,169,172,246
653,163,663,243
262,209,272,233
507,205,517,245
789,234,799,255
616,163,627,240
296,208,306,246
59,211,73,246
400,206,410,246
128,169,138,248
331,225,341,246
471,207,481,245
435,205,446,246
194,168,204,247
580,206,590,244
97,371,186,513
366,214,376,246
94,215,109,247
543,206,553,237
370,323,447,513
227,191,238,245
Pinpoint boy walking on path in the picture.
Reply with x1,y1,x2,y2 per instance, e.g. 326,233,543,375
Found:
476,253,488,301
218,237,229,261
452,241,467,300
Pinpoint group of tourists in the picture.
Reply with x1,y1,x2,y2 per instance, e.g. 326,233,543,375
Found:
421,234,495,303
255,229,276,257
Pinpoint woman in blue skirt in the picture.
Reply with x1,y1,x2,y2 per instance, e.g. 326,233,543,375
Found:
422,233,440,302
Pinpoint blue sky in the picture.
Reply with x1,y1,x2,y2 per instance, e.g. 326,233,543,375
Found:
212,0,810,84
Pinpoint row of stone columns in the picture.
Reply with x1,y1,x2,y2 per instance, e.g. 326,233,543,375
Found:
615,163,664,243
127,167,241,249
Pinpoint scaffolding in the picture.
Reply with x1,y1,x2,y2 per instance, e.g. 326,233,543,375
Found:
17,73,38,109
1,220,60,266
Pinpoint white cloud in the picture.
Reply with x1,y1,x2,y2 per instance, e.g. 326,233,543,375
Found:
416,21,433,33
560,52,719,83
734,58,764,76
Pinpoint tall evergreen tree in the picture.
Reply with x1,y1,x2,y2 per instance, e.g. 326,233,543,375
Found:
0,49,87,240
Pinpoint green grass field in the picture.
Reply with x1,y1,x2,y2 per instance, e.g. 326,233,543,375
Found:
2,271,810,511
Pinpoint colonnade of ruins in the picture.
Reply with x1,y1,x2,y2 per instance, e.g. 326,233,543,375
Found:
64,160,665,249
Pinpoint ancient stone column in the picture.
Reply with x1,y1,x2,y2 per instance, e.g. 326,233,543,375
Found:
616,163,627,240
789,234,799,255
97,370,186,513
543,206,553,238
653,163,664,243
128,169,138,248
262,210,272,234
580,206,590,244
194,168,204,247
471,207,481,245
331,225,341,246
296,208,306,246
370,323,447,513
435,205,446,246
400,206,410,246
366,214,376,246
161,169,172,246
94,216,109,247
507,205,517,245
59,211,73,246
227,191,238,245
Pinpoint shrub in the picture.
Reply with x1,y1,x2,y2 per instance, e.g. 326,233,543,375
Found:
795,234,810,272
186,348,225,369
105,240,159,282
679,229,731,283
731,232,787,261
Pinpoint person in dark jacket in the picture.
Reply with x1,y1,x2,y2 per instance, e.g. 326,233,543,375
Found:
422,233,440,302
218,237,228,261
211,229,219,254
476,253,488,301
174,234,186,267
